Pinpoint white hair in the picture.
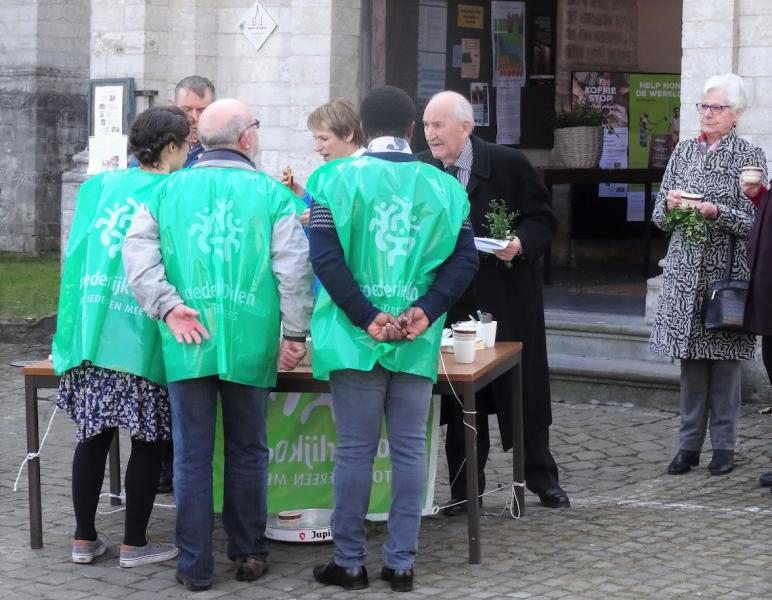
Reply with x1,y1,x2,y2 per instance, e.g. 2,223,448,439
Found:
429,91,475,128
703,73,749,111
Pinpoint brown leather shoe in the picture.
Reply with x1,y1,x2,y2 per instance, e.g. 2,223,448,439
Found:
234,556,268,582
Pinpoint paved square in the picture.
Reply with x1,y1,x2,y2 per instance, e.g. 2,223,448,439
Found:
1,343,770,599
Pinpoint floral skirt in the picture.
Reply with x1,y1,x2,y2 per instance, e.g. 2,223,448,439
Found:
57,363,171,443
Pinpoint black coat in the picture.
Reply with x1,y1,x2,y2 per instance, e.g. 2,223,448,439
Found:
745,189,772,336
418,136,557,449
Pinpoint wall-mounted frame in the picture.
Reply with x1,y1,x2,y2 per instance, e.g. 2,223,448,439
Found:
87,78,135,137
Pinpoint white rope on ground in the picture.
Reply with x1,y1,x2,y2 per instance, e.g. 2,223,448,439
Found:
435,351,525,519
13,405,60,492
96,492,177,515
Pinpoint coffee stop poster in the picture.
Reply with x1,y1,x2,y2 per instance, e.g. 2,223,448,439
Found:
212,393,440,521
572,72,630,197
627,74,681,221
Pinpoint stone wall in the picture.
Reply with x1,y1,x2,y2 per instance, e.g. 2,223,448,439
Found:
0,0,89,253
681,0,772,171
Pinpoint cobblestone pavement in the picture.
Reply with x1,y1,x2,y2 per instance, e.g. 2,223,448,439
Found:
1,342,770,600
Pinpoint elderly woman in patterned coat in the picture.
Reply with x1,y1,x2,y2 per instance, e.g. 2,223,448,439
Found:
650,73,767,477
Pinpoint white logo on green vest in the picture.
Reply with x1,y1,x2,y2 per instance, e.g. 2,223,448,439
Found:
94,197,141,258
368,195,419,266
190,199,244,260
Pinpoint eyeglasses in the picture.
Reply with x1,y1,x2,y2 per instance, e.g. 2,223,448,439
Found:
696,103,731,115
240,118,260,137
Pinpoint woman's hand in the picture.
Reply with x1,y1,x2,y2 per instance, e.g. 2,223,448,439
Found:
695,201,719,220
493,237,522,262
299,208,310,227
666,189,683,211
740,180,762,199
280,168,306,198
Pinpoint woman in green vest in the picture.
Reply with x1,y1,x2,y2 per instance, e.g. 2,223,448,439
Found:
52,106,189,568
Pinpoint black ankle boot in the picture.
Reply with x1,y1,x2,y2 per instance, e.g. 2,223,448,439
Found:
667,450,700,474
708,450,734,475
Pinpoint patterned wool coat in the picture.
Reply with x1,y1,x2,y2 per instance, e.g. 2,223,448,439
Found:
650,129,767,360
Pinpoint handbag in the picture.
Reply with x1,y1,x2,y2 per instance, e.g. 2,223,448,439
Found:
703,236,748,332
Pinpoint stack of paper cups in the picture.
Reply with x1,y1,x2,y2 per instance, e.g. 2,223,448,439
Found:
480,321,497,348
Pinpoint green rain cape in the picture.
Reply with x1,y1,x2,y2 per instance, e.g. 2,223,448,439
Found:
147,167,298,387
307,155,469,382
52,168,167,384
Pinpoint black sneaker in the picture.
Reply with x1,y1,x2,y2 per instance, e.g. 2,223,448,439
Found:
381,566,414,592
313,560,368,590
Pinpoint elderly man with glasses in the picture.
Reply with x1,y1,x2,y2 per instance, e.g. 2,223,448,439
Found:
124,98,313,591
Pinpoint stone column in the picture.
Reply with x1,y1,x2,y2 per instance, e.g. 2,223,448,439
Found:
0,0,89,253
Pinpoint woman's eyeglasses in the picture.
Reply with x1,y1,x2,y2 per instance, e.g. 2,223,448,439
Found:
695,103,731,115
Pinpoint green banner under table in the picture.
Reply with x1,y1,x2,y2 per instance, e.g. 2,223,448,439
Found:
213,393,440,521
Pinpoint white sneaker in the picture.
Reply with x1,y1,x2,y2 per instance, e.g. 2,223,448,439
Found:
71,535,109,564
119,541,178,568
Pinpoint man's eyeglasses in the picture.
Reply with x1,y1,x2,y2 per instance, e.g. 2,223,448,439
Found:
695,103,731,115
240,118,261,137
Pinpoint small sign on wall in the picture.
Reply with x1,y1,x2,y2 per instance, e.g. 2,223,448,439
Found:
239,1,278,52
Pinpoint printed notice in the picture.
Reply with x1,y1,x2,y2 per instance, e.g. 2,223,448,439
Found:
457,4,484,29
87,135,127,175
470,82,490,127
496,83,521,144
460,38,480,79
93,86,124,136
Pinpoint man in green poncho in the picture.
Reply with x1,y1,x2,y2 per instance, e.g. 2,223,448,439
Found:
307,85,478,592
123,99,313,591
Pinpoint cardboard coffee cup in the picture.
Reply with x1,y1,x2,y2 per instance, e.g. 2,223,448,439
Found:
680,192,703,209
741,166,763,185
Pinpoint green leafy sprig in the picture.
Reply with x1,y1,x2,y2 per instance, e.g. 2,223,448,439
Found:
484,199,520,268
665,207,715,245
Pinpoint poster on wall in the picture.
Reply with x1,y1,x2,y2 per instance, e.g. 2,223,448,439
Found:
531,15,553,77
572,72,630,197
417,0,448,100
471,82,490,126
627,74,681,221
457,3,484,29
496,83,521,144
460,38,481,79
491,1,526,88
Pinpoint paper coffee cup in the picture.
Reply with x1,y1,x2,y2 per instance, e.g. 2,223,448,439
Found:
680,192,703,209
480,321,497,348
741,166,763,185
452,324,476,364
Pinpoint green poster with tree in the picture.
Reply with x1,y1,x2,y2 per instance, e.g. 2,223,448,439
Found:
627,74,681,221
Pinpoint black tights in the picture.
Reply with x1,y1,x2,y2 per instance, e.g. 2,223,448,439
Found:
72,428,165,546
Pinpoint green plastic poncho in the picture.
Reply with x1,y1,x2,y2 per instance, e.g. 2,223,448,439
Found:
307,155,469,382
52,168,167,384
147,167,297,387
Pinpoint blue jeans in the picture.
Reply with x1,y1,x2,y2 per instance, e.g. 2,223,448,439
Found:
329,366,432,571
168,376,269,586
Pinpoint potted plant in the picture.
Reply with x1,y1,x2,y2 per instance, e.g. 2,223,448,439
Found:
553,100,611,168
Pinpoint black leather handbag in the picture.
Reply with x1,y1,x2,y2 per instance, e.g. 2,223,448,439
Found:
703,236,748,332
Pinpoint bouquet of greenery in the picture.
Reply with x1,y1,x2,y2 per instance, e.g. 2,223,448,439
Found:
665,206,715,245
484,199,519,268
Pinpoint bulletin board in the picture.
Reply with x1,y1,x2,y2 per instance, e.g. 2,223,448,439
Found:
383,0,557,152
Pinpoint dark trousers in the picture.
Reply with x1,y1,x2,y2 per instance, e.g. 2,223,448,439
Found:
444,398,560,498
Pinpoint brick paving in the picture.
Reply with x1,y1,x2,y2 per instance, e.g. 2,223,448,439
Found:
1,342,770,599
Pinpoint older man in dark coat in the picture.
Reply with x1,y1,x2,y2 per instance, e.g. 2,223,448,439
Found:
418,90,569,510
